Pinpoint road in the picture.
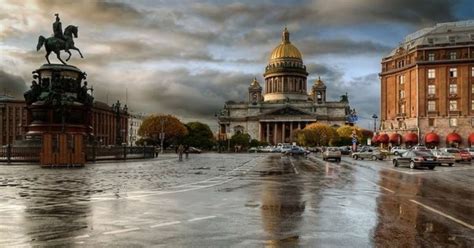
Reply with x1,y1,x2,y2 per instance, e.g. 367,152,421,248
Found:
0,153,472,247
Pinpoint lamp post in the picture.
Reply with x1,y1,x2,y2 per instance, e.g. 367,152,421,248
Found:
372,114,378,133
129,121,133,147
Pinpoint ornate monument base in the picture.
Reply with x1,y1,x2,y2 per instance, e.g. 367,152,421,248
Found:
24,64,93,167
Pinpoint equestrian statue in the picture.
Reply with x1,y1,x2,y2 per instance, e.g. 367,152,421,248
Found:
36,14,84,65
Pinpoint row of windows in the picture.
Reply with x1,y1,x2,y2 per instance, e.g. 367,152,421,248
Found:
427,84,474,95
427,67,474,79
432,117,474,128
427,100,474,112
428,51,459,61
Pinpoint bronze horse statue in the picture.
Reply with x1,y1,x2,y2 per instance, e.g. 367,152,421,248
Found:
37,25,84,65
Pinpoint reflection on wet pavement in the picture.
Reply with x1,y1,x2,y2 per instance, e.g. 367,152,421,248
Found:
0,153,472,247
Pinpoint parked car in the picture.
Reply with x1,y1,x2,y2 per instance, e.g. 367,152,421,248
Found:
392,150,439,169
411,145,432,153
467,147,474,157
284,146,310,156
440,148,471,162
431,150,455,166
322,147,341,162
390,146,407,156
338,146,352,155
260,146,274,153
187,147,202,154
459,149,472,162
352,147,387,160
248,147,260,153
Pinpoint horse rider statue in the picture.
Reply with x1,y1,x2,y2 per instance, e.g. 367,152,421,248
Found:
37,14,84,65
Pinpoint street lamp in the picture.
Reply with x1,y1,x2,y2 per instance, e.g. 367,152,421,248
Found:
372,114,378,133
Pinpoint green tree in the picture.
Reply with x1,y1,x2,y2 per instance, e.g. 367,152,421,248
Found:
181,122,215,150
138,114,188,148
230,133,251,148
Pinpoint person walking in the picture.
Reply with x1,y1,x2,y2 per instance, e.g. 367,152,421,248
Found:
184,145,189,159
177,144,184,161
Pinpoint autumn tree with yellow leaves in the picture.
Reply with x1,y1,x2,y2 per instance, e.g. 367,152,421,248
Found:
138,114,188,147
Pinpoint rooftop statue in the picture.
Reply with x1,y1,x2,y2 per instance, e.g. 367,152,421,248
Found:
36,14,84,65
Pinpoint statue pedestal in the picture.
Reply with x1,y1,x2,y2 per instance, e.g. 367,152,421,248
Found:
24,64,93,167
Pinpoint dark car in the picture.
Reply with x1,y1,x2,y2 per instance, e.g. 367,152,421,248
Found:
338,146,351,155
393,150,439,169
284,146,309,156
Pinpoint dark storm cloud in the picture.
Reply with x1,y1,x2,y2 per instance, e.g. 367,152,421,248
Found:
136,68,255,117
193,0,461,28
325,73,381,126
299,38,391,56
0,70,27,98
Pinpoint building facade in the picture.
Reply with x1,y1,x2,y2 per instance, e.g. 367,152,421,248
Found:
380,20,474,148
0,95,28,146
218,28,351,144
0,97,128,146
128,112,147,146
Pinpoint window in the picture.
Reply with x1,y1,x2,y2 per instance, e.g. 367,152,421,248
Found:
449,84,457,94
428,101,436,111
399,74,405,84
472,100,474,110
449,36,455,43
428,118,435,127
400,90,405,99
471,67,474,77
428,69,435,79
450,118,458,127
428,53,435,61
449,100,457,111
428,38,434,44
449,68,457,78
400,103,405,114
449,51,457,60
428,85,436,95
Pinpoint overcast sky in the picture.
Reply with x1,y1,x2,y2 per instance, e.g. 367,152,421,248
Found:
1,0,473,129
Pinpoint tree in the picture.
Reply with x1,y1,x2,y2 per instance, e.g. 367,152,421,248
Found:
138,114,188,148
181,122,215,150
298,123,339,146
336,125,362,138
230,133,251,148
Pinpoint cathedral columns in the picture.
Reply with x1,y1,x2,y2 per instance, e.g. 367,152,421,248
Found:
290,122,293,142
266,123,270,143
273,122,277,144
282,123,286,143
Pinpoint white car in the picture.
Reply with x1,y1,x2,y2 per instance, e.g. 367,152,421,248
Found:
390,146,407,156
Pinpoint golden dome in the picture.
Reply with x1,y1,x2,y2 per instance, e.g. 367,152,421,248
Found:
269,27,302,61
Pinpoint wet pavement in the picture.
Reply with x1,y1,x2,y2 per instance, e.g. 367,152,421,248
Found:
0,153,472,247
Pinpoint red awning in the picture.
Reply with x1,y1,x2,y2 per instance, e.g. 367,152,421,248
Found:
378,134,389,144
446,132,462,144
389,133,402,144
404,133,418,144
469,133,474,145
372,134,380,143
424,132,440,144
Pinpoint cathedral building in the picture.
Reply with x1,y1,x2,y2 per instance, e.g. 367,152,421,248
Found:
217,28,352,144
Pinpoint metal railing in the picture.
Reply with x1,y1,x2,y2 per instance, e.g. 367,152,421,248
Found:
0,145,155,164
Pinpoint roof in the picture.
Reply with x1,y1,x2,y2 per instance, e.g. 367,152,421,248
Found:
269,27,303,61
387,20,474,57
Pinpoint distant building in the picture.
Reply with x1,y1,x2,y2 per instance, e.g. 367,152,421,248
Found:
128,112,147,146
0,95,27,146
0,97,129,146
380,20,474,147
91,101,129,146
218,28,352,144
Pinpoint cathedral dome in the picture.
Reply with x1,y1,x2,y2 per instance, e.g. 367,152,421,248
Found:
269,27,302,61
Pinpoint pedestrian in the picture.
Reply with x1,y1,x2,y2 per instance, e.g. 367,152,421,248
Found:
154,146,159,158
177,144,184,161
